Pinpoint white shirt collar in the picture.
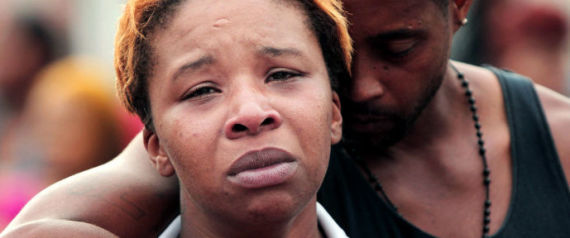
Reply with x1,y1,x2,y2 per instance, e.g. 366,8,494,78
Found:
159,202,348,238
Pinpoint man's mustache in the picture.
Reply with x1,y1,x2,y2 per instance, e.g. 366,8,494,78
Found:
342,100,397,118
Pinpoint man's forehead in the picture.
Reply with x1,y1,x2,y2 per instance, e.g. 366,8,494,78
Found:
343,0,438,14
344,0,434,31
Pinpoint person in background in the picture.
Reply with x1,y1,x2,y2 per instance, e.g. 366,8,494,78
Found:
20,57,123,183
3,0,570,237
454,0,570,95
0,16,58,230
0,17,56,160
0,57,123,230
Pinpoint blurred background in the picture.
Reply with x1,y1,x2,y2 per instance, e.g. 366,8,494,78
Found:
0,0,568,231
452,0,570,94
0,0,142,230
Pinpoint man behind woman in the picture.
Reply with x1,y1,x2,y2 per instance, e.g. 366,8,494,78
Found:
3,0,570,237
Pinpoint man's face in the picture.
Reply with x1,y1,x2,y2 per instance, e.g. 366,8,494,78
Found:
342,0,454,151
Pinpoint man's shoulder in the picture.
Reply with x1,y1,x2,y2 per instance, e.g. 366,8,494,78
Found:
461,61,570,185
535,85,570,185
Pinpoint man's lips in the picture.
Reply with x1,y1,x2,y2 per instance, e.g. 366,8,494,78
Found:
227,148,297,189
343,102,394,123
345,112,395,133
347,113,391,123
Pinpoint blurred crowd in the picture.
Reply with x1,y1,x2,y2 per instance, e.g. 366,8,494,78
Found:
0,0,142,230
453,0,570,95
0,0,568,232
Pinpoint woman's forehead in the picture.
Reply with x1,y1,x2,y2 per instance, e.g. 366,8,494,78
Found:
151,0,319,64
158,0,308,38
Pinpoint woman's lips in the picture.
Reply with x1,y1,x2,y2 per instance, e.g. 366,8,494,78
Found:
227,148,297,189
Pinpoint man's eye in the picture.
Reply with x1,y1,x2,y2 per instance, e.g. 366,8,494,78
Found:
266,70,302,82
183,86,221,100
384,39,416,57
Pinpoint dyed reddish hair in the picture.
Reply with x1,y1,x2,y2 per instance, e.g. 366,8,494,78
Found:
115,0,352,129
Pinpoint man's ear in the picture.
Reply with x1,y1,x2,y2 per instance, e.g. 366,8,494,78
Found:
452,0,473,32
330,92,343,145
143,128,175,177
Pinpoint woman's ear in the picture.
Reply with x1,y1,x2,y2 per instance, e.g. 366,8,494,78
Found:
330,92,343,144
143,128,175,177
452,0,473,31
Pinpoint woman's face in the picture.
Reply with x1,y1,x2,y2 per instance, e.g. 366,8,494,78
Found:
145,0,342,224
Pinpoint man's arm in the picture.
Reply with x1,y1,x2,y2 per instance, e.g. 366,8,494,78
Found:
1,133,180,238
1,220,118,238
536,85,570,185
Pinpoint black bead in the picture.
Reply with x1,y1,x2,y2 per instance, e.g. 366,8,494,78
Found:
465,89,472,97
484,217,491,224
484,177,491,186
457,73,464,79
470,105,477,112
478,139,484,146
477,131,483,138
461,80,469,88
479,147,486,155
483,168,491,176
475,122,481,130
483,225,490,233
468,97,476,105
473,114,479,121
484,208,491,216
485,200,492,207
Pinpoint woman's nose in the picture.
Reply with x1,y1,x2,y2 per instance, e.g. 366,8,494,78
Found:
224,94,282,140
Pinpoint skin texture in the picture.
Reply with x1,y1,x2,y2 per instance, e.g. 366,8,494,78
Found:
143,0,342,237
2,0,570,237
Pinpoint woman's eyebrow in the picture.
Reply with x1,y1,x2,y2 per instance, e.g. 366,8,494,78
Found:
172,55,215,81
259,46,302,57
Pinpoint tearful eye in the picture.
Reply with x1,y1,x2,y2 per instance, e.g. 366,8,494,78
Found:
266,70,302,82
183,86,221,100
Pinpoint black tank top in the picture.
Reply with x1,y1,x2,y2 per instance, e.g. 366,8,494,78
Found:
317,67,570,237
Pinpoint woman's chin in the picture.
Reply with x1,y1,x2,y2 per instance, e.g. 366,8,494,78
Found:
236,192,311,224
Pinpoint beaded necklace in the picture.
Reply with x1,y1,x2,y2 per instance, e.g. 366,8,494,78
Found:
357,63,492,238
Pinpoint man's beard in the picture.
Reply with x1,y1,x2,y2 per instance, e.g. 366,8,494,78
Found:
342,76,444,156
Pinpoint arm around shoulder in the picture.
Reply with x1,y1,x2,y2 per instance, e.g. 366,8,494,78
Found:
1,219,118,238
1,133,180,238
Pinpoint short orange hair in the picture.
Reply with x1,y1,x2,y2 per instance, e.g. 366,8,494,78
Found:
115,0,352,129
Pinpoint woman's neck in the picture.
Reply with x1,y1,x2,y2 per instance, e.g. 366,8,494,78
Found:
180,196,322,238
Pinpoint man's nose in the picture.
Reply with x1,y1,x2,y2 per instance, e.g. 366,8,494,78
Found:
224,90,282,140
349,53,385,102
